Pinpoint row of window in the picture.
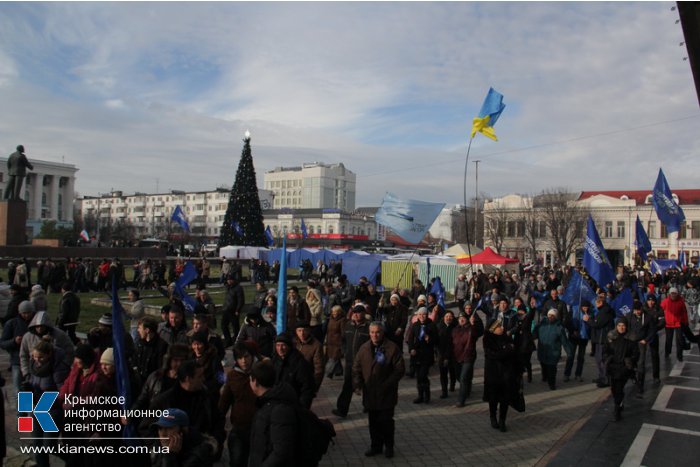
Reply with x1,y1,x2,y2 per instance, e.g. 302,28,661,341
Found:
501,219,700,240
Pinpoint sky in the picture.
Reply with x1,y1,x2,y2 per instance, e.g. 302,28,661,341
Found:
0,2,698,208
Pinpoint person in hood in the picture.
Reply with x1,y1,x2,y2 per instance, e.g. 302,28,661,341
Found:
248,360,299,467
29,285,48,314
19,311,74,378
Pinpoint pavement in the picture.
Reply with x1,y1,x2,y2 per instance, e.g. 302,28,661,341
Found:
3,315,699,466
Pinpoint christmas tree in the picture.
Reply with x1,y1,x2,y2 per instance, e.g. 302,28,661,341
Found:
219,132,267,247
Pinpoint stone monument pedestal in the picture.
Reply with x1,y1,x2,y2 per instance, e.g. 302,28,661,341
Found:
0,200,27,245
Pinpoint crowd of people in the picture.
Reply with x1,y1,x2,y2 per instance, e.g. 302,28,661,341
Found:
1,257,700,466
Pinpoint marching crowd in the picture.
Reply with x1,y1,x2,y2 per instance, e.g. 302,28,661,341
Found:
1,258,700,466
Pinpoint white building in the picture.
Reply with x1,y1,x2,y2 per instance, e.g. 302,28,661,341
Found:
482,190,700,267
0,156,78,237
77,188,273,240
428,205,470,244
264,162,356,211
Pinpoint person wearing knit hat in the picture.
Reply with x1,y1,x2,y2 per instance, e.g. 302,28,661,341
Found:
100,347,115,366
98,313,113,327
408,304,437,404
603,316,638,421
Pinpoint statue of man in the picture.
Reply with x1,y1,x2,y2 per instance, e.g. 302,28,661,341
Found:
4,145,34,200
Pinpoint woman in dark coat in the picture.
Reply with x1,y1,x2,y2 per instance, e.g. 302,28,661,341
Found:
604,316,639,421
324,305,347,378
436,311,457,398
408,307,437,404
483,319,520,432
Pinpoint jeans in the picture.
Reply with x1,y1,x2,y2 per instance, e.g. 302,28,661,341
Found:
325,358,343,377
456,360,475,404
564,338,588,377
227,430,250,467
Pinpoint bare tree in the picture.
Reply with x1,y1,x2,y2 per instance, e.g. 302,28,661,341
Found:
520,199,541,263
535,188,589,265
483,199,509,253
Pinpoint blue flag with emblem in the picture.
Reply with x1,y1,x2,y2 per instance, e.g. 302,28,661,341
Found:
111,277,136,440
301,218,308,239
174,261,198,313
611,287,633,319
171,205,190,233
562,269,597,307
264,225,274,247
429,276,446,309
651,259,680,274
276,236,288,334
375,192,445,245
635,215,652,263
652,168,685,234
583,215,616,290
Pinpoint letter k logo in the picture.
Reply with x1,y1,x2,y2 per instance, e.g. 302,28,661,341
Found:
18,391,59,432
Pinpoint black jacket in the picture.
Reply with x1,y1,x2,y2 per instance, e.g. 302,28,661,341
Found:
590,303,615,344
341,321,370,364
147,384,212,436
409,319,437,365
223,283,245,316
604,332,639,380
133,336,169,383
248,383,299,467
272,348,315,409
236,316,277,358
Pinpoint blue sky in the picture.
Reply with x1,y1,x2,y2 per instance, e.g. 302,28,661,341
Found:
0,2,698,206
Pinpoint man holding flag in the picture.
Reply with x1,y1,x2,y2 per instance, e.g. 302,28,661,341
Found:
171,205,190,232
583,216,616,290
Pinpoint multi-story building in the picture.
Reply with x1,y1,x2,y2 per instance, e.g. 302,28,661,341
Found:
0,156,78,237
482,190,700,267
264,162,356,211
77,188,273,241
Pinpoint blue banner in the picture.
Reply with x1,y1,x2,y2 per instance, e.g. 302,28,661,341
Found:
171,205,190,232
174,261,198,313
562,269,597,307
375,192,445,245
301,218,308,239
611,287,633,318
276,237,288,334
635,215,652,262
429,276,446,309
652,168,685,234
264,225,275,247
583,215,616,290
111,277,136,438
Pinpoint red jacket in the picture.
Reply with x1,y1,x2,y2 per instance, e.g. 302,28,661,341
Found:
661,296,688,328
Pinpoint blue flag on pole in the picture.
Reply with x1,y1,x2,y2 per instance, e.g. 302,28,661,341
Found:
264,226,274,247
679,250,687,268
651,259,680,274
429,276,446,309
174,261,198,313
611,288,633,318
301,218,308,239
562,269,597,307
232,221,244,237
635,216,652,263
652,168,685,234
375,192,445,245
171,205,190,232
111,277,136,439
471,87,506,141
276,237,288,334
583,215,616,289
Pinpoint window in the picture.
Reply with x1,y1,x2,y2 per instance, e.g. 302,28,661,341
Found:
317,225,321,234
661,224,667,238
539,221,547,238
507,221,516,237
329,226,334,234
679,223,687,239
516,221,525,238
692,221,700,239
648,221,656,238
604,221,613,238
617,221,625,238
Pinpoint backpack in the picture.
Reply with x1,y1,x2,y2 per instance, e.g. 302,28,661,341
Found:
295,406,336,466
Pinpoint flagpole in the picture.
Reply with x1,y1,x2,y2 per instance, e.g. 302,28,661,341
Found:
462,136,476,279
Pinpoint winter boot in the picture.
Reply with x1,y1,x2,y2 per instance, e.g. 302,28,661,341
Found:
423,384,431,404
413,385,424,404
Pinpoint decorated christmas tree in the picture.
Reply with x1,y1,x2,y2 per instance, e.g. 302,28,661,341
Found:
219,132,267,247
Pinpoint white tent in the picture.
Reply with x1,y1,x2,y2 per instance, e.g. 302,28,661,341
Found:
219,246,269,260
443,243,482,257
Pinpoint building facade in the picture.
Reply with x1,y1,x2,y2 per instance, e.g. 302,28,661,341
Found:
0,156,78,237
482,190,700,267
264,162,356,211
77,188,274,241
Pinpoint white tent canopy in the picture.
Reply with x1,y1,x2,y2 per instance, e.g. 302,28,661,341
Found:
219,246,269,260
443,243,482,257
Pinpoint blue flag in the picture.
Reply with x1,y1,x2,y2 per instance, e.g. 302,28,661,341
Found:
562,269,597,307
375,192,445,245
171,205,190,232
635,216,652,263
471,87,506,141
232,221,244,237
583,215,616,290
301,218,308,239
174,261,198,313
111,277,136,439
264,225,274,247
651,259,680,274
429,276,446,309
611,288,633,318
276,237,288,334
679,250,687,268
652,168,685,234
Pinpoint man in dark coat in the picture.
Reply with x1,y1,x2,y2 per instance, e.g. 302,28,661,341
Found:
271,334,315,409
248,361,298,466
4,145,33,200
237,309,277,358
57,281,80,344
221,275,245,347
134,317,169,383
603,317,639,421
333,305,370,418
585,296,615,387
352,321,404,459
